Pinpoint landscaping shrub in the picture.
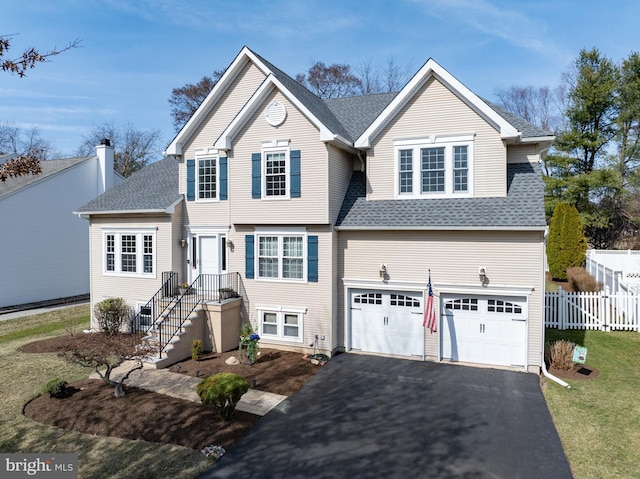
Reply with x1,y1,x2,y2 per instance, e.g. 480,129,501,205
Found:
545,339,576,371
94,298,132,336
567,267,602,292
196,373,249,420
547,203,587,280
42,378,68,398
192,339,203,361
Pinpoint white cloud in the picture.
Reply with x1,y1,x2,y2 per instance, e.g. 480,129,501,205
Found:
406,0,566,59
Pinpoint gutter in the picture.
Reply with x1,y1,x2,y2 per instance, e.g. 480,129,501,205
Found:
541,227,570,388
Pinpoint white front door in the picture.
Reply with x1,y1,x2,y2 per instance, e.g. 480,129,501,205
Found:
198,236,219,276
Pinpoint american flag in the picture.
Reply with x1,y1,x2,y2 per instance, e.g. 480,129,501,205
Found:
423,272,437,333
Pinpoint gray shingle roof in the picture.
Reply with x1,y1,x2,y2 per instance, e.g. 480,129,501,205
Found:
325,92,397,141
336,162,546,229
76,156,180,213
0,156,91,200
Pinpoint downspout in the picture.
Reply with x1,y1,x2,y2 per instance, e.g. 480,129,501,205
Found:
356,150,365,172
541,227,571,388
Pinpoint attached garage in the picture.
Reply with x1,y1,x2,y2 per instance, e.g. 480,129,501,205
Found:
350,289,424,357
441,294,527,368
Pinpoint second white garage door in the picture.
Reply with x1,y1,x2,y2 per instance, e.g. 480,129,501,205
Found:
350,290,424,357
441,294,527,367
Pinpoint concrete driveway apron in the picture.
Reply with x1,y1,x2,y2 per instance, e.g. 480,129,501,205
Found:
200,354,573,479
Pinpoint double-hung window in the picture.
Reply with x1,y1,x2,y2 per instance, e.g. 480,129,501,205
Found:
197,156,217,201
256,232,306,281
103,230,156,277
257,306,305,342
265,151,287,197
396,134,473,197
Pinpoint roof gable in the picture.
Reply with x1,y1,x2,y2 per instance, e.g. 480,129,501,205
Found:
354,58,520,149
214,73,353,151
165,47,273,156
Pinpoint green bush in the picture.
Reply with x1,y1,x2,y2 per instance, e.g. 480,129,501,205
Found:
196,373,249,420
192,339,203,361
548,203,587,280
42,378,68,398
94,298,132,336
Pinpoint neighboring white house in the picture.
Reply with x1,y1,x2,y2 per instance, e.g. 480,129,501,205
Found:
76,48,554,373
0,141,120,310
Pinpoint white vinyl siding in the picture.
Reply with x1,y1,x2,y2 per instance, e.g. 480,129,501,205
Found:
368,76,506,200
338,229,545,369
229,90,328,224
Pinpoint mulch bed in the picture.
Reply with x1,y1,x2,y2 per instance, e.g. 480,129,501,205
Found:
19,333,323,451
549,364,600,381
23,379,259,450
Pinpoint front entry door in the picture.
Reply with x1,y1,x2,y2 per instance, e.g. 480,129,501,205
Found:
198,236,219,276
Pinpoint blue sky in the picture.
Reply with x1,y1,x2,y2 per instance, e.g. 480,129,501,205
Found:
1,0,639,157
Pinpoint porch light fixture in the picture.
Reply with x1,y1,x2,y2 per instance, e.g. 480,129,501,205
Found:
180,238,187,247
479,267,487,282
379,264,387,278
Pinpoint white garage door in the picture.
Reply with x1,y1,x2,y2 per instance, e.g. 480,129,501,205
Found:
441,295,527,367
350,290,424,357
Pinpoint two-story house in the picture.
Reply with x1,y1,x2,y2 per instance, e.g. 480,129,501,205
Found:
75,47,552,373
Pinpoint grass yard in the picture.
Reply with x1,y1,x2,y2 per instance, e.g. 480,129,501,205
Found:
0,305,210,479
543,328,640,479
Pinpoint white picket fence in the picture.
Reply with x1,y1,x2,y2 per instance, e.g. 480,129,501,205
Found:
545,288,640,331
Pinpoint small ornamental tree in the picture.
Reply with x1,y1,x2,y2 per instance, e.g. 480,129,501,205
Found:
548,203,587,280
197,373,249,421
60,334,156,397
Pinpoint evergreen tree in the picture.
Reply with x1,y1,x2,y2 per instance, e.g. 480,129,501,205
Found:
547,203,587,280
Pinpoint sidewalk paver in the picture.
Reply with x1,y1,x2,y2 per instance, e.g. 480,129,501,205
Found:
89,361,286,416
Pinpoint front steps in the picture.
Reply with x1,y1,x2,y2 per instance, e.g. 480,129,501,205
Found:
142,305,205,369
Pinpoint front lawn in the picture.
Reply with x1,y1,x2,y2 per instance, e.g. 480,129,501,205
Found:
543,328,640,479
0,306,208,479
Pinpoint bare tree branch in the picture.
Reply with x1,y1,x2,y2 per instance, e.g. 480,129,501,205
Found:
0,35,82,77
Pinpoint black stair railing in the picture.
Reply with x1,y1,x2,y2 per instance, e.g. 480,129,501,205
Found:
156,272,241,357
132,272,179,332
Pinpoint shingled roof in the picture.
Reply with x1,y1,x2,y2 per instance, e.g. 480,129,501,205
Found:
75,156,180,214
335,162,546,229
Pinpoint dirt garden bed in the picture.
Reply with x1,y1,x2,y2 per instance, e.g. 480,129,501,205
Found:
20,334,322,451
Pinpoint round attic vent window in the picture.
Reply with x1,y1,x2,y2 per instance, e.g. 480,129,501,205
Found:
265,101,287,126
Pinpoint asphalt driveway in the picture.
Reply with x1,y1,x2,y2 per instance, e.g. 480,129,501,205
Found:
200,354,572,479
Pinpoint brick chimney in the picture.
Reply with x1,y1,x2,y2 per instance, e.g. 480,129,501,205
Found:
96,138,115,193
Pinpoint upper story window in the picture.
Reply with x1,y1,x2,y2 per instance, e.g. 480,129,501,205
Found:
186,152,227,202
395,134,474,198
252,141,301,200
197,157,217,200
265,151,287,197
103,229,156,277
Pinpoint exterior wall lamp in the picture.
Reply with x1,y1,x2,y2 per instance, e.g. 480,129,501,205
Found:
479,267,487,283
